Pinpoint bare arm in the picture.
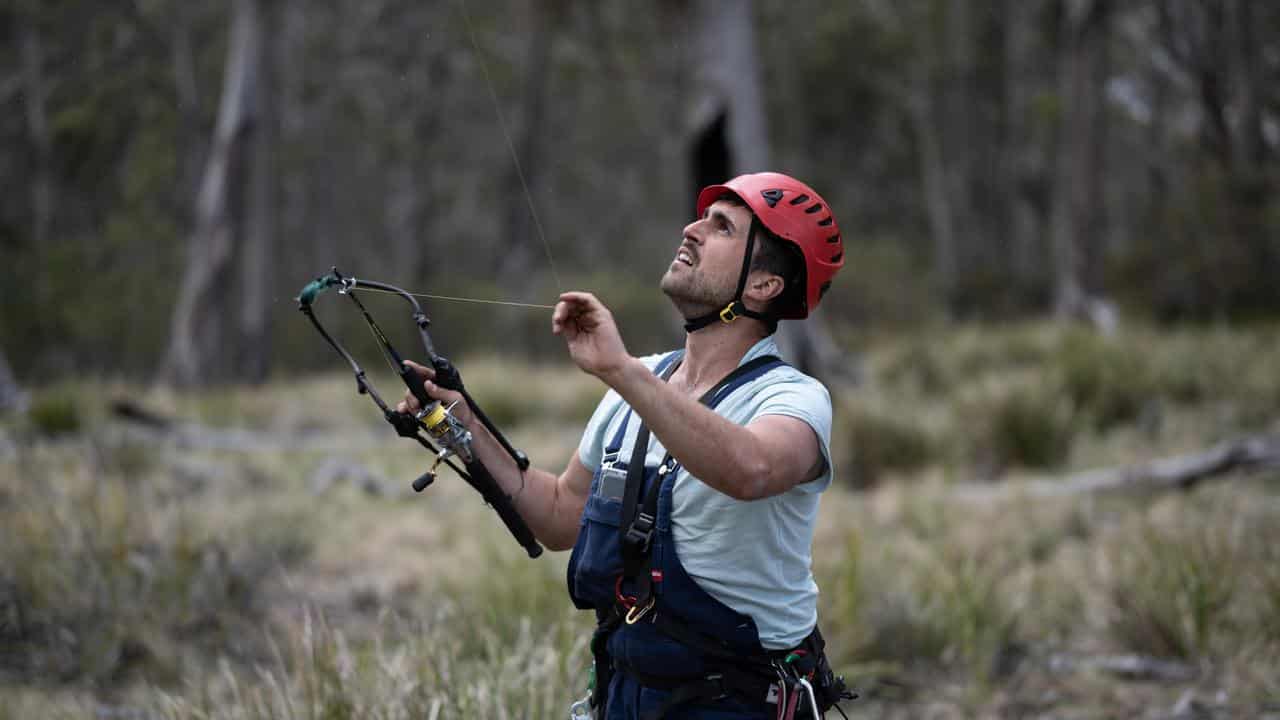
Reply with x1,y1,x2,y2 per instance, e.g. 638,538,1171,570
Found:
397,361,593,551
552,292,824,501
600,359,823,500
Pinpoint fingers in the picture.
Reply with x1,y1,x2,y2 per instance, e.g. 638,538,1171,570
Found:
552,292,601,335
402,359,435,379
398,360,440,414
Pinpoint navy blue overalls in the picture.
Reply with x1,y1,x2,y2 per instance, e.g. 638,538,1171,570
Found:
567,351,790,719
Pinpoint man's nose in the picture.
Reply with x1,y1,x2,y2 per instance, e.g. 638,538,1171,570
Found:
681,218,705,243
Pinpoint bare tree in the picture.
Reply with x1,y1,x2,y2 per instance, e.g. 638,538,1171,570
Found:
162,0,268,387
1049,0,1116,330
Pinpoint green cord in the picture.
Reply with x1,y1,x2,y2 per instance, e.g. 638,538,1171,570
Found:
297,273,341,306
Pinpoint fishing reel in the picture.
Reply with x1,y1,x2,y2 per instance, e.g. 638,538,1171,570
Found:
410,399,474,491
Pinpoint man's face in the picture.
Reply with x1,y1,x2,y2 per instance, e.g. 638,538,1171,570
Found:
660,199,754,316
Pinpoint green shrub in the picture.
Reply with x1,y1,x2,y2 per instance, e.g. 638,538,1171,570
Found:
1055,330,1157,430
879,342,951,395
844,405,934,486
865,554,1018,682
821,528,1021,684
965,384,1076,472
28,390,81,436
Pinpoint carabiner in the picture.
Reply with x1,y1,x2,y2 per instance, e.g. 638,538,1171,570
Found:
568,694,593,720
625,596,655,625
797,677,821,718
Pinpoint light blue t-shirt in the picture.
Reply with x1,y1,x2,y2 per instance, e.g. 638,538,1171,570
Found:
577,336,834,649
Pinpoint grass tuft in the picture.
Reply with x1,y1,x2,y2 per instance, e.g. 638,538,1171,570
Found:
1101,510,1241,659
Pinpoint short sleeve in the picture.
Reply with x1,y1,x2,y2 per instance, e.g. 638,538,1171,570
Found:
747,372,835,494
576,352,670,472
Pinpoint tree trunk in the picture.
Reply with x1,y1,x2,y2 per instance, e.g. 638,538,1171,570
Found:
0,348,26,413
907,61,958,309
941,0,974,295
1048,0,1114,329
171,1,203,208
237,0,276,383
686,0,848,381
162,0,266,387
18,15,52,257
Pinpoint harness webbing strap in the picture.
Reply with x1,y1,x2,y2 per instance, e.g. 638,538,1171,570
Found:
617,358,681,560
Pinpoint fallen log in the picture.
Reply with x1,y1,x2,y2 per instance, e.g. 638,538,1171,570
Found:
110,398,380,453
955,433,1280,501
1046,652,1197,683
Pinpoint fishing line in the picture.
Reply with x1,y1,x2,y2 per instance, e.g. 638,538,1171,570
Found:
354,285,556,310
456,0,564,292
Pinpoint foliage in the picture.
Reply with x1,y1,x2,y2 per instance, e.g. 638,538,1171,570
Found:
0,441,310,687
963,382,1077,472
26,389,81,436
1054,330,1157,431
1100,506,1243,660
842,403,934,487
2,1,1279,384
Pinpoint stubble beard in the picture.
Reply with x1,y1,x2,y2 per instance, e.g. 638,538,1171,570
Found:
660,266,732,319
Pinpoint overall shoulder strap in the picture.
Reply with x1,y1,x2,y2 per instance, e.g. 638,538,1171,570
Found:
604,352,685,457
618,356,682,540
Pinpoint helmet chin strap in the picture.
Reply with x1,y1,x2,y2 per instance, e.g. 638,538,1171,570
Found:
683,217,770,333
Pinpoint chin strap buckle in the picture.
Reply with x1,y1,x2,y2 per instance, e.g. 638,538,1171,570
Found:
718,303,739,323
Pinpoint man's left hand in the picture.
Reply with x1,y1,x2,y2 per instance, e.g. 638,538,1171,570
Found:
552,291,632,381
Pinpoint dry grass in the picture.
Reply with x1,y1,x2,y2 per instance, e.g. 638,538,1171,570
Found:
2,322,1278,718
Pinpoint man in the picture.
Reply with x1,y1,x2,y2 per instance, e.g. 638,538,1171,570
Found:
401,172,847,719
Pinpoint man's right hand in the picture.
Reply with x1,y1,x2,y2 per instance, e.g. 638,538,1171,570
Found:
552,291,634,383
396,360,474,426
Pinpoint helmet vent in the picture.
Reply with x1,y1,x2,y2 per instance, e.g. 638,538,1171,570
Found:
805,203,823,214
761,189,784,207
818,216,833,227
789,193,811,206
827,234,841,244
831,251,844,263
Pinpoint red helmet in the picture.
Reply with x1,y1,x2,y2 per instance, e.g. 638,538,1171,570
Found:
696,172,843,319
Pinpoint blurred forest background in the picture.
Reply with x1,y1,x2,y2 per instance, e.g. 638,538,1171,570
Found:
2,0,1277,386
2,0,1280,718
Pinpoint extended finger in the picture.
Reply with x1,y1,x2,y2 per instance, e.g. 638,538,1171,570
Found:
402,359,435,379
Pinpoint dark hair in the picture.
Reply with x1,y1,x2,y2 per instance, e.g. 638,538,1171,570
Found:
717,193,805,328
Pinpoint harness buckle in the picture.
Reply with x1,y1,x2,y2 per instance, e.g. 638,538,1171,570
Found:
718,303,738,323
624,512,655,552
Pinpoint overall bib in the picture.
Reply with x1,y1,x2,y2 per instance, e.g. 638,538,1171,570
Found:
567,352,790,719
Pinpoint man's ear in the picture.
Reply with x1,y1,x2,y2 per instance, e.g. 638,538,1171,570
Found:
745,271,785,306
